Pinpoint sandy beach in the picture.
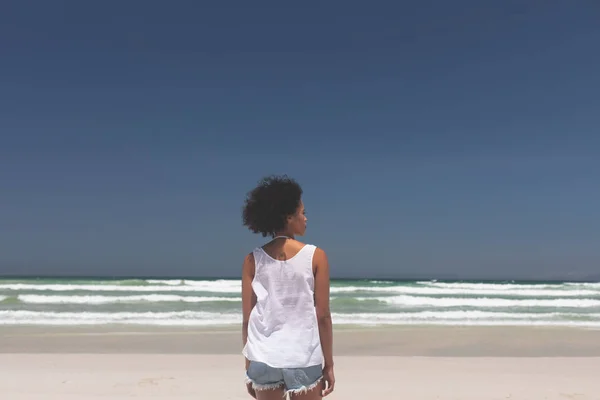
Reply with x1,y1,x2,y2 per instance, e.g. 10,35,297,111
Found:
1,326,600,399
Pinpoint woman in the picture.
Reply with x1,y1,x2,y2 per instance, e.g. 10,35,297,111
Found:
241,175,335,399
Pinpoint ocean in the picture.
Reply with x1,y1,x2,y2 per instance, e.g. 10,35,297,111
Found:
1,278,600,328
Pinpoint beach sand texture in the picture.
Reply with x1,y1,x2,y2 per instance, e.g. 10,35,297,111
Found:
1,326,599,399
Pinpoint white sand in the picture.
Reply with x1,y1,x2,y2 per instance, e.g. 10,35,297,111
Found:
0,354,598,399
1,326,600,399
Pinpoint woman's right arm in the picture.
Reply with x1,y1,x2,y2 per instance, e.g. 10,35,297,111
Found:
313,247,335,396
241,253,256,371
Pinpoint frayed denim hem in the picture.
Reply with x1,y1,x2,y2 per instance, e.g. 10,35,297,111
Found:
284,376,323,396
244,375,323,398
245,376,285,392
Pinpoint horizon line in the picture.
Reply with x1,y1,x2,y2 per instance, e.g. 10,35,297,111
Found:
0,274,598,284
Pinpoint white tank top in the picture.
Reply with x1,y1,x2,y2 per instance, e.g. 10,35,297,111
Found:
242,242,324,368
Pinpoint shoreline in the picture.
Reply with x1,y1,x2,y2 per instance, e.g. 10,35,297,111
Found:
3,325,600,356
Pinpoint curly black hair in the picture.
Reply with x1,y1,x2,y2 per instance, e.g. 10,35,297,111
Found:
242,175,303,237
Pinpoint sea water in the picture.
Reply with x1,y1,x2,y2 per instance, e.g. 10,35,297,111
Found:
1,278,599,327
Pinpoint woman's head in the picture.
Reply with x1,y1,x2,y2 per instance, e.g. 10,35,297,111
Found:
242,175,307,238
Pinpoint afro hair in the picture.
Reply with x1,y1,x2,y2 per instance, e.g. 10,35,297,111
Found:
242,175,303,237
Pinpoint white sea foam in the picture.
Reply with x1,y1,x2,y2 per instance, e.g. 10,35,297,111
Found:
417,281,598,290
0,310,242,326
330,316,600,327
334,310,592,321
367,295,600,308
0,283,240,293
15,293,600,307
1,310,599,327
18,294,240,305
331,286,599,297
146,279,241,289
2,280,597,298
565,282,600,288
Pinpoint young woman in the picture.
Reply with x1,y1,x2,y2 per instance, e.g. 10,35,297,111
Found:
241,175,335,399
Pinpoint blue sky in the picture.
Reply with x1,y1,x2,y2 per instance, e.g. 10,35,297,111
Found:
1,1,599,280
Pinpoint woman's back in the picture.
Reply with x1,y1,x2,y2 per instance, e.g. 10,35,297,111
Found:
243,238,324,369
241,175,335,398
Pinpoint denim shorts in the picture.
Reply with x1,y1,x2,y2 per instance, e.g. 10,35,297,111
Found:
245,361,323,396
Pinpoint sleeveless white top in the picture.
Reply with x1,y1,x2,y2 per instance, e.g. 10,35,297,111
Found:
242,243,324,368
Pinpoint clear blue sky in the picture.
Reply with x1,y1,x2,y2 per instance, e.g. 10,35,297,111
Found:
1,1,599,280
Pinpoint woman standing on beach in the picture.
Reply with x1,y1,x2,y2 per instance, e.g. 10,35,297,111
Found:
241,175,335,399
